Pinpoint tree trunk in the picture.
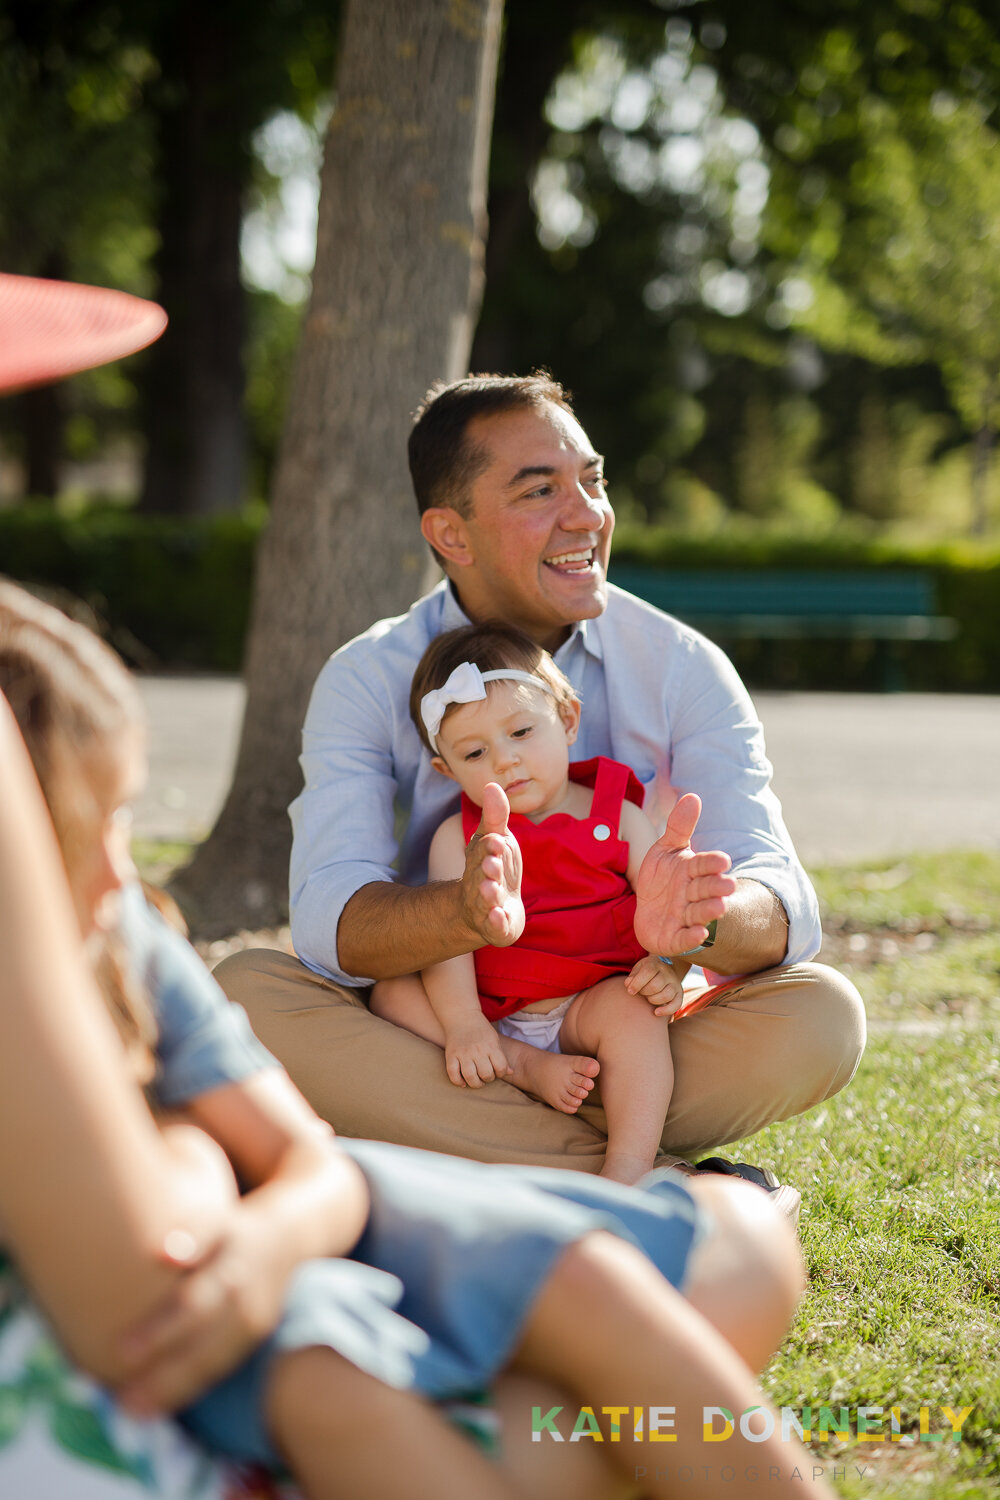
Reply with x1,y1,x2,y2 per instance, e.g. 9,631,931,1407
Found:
970,383,995,538
20,381,62,497
470,5,584,371
174,0,504,933
139,7,247,516
19,249,68,498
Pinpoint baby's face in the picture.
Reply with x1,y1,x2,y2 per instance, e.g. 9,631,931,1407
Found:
433,679,579,819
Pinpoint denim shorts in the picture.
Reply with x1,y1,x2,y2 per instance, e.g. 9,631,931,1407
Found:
181,1142,706,1468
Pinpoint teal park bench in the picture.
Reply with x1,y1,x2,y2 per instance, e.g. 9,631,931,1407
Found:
608,566,958,689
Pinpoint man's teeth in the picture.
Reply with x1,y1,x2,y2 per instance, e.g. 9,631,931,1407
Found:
546,549,592,568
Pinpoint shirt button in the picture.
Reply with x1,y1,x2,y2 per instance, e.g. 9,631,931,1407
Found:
593,823,611,841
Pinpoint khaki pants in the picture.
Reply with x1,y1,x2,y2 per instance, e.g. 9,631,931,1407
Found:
214,950,865,1173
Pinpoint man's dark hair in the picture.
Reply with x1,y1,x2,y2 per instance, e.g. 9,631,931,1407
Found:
408,371,574,519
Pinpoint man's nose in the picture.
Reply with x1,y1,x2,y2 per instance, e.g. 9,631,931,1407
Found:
561,484,609,529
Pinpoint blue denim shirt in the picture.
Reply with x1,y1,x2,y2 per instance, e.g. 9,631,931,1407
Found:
118,883,277,1107
289,581,821,986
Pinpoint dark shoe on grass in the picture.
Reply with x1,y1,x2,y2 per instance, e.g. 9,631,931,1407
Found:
694,1156,802,1228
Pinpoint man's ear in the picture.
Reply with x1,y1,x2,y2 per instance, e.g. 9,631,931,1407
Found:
421,508,474,569
559,697,582,745
431,753,458,782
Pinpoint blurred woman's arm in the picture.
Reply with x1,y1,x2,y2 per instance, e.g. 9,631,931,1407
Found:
0,696,235,1384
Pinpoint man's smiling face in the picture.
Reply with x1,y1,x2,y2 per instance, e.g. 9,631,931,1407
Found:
439,401,614,652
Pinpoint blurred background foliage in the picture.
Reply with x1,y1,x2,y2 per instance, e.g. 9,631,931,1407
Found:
3,0,1000,636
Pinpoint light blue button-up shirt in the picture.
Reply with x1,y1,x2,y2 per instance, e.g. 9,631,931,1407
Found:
289,581,821,985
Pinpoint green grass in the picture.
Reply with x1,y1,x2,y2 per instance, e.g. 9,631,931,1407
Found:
757,850,1000,1496
134,837,1000,1494
812,851,1000,931
132,836,194,887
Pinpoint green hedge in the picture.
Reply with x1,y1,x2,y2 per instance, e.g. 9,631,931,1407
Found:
2,505,999,688
610,524,1000,691
0,504,263,670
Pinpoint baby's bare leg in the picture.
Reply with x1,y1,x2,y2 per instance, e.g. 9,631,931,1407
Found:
266,1346,520,1500
561,977,673,1184
372,979,600,1111
370,973,446,1045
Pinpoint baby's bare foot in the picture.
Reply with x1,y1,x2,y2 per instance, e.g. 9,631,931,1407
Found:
502,1038,599,1114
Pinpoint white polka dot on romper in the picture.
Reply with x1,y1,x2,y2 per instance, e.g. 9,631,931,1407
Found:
593,824,611,841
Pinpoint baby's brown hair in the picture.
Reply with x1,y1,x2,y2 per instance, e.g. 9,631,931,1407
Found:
410,622,579,755
0,582,158,1084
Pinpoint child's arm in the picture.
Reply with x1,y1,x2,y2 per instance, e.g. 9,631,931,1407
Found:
116,1072,373,1416
620,800,690,1017
424,815,513,1089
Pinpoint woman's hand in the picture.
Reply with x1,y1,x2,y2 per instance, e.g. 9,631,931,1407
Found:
115,1197,288,1416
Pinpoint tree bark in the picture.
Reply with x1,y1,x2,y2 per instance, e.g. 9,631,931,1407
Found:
174,0,504,933
20,382,62,498
17,250,67,498
470,4,586,372
139,6,248,516
969,383,995,538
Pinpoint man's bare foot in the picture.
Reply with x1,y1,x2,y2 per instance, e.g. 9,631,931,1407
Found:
501,1036,599,1113
600,1152,658,1186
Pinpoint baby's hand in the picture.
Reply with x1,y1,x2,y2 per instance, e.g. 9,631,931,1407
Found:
625,955,686,1018
444,1017,513,1089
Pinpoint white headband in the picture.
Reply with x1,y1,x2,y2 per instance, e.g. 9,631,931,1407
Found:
420,662,554,750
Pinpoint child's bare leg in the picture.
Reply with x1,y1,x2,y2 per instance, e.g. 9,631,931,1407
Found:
492,1370,635,1500
370,973,447,1045
499,1032,600,1114
681,1175,804,1372
510,1231,835,1500
561,978,673,1184
266,1346,521,1500
374,978,600,1111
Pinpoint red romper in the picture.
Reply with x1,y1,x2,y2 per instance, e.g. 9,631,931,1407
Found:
460,756,648,1023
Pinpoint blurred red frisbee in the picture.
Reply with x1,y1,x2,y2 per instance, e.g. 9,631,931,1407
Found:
0,272,167,392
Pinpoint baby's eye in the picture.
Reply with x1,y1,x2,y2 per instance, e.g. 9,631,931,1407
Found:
511,726,533,739
464,747,486,762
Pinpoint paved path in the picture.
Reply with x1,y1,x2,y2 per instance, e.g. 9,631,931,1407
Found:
135,679,999,869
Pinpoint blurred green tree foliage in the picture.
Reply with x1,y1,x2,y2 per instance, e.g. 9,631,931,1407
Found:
0,1,157,495
4,0,1000,534
0,0,338,513
786,97,1000,534
475,0,1000,534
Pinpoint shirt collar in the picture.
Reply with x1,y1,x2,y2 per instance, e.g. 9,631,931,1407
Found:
557,615,604,664
438,579,605,662
440,579,473,629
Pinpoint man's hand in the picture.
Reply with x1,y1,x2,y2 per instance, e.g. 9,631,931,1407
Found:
115,1202,288,1417
461,783,525,947
634,792,736,957
625,955,686,1017
444,1015,513,1089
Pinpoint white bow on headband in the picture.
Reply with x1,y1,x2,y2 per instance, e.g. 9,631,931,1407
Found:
420,662,554,750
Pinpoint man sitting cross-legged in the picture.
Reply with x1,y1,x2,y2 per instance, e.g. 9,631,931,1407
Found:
215,373,865,1214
